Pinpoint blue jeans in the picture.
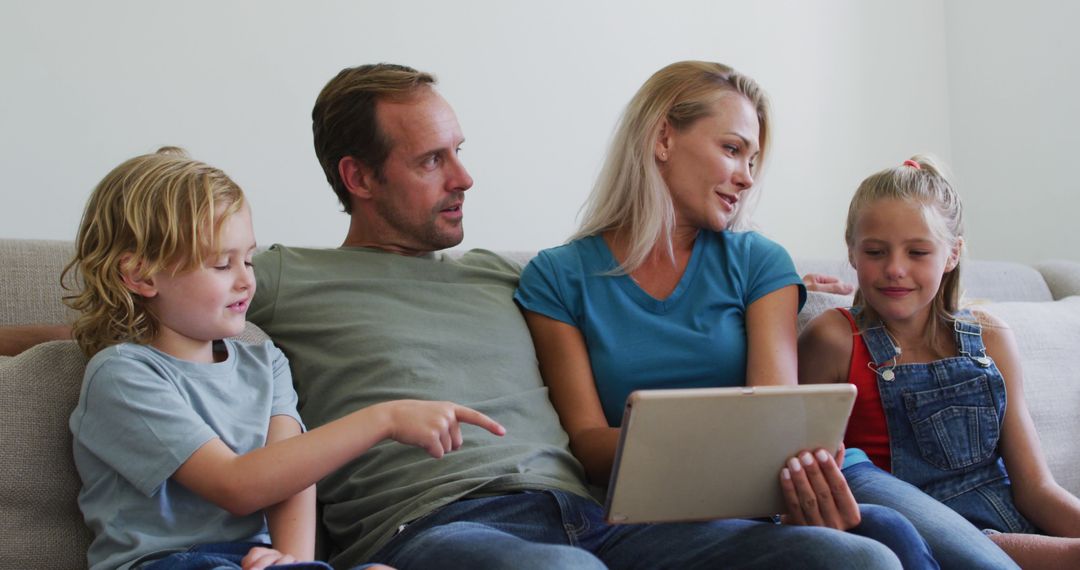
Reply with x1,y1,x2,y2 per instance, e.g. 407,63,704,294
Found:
142,541,369,570
845,461,1020,569
369,490,926,569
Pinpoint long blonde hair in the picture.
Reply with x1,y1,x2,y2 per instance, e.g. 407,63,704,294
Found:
63,147,246,357
846,154,965,346
573,60,771,272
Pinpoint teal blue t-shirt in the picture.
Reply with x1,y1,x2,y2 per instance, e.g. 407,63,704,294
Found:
515,230,805,426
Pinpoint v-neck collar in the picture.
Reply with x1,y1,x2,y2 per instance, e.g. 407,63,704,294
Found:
589,232,707,314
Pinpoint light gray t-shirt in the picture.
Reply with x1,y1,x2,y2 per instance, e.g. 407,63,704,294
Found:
249,245,590,568
69,339,303,570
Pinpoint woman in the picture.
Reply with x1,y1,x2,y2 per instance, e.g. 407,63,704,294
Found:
514,60,1006,569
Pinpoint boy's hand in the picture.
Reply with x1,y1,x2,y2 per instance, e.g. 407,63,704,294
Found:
241,546,296,570
384,400,506,458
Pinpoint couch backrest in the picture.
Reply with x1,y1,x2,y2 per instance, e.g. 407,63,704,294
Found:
794,258,1055,303
0,239,79,327
1,239,1065,328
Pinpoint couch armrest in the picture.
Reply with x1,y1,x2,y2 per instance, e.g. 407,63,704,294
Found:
1035,260,1080,300
0,340,92,568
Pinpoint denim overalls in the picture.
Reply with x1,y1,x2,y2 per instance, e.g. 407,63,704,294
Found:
859,308,1037,533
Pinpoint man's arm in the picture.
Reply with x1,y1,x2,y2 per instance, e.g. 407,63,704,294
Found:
0,324,72,356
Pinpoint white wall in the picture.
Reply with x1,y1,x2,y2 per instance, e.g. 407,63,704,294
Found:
945,1,1080,263
3,0,1065,263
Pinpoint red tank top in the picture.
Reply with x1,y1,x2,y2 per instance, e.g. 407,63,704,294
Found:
839,308,892,471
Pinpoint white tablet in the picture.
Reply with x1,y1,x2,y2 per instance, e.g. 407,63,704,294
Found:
604,383,857,524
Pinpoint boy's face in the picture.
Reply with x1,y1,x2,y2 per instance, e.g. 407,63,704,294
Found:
145,203,257,362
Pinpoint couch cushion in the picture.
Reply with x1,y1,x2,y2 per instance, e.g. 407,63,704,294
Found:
0,238,78,327
1035,260,1080,300
982,296,1080,498
0,340,92,568
963,261,1054,302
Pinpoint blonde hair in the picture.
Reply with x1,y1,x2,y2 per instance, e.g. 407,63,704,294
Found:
846,154,965,346
573,60,771,272
63,147,246,357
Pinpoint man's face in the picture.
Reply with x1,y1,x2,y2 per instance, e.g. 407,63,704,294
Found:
366,90,473,254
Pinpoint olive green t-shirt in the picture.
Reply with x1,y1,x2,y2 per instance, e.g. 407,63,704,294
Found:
249,245,589,567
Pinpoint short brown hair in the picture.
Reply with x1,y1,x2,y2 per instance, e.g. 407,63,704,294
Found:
312,63,436,214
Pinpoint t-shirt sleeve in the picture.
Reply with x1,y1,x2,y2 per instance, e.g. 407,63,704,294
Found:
71,355,219,497
267,342,304,430
513,250,577,326
743,232,807,311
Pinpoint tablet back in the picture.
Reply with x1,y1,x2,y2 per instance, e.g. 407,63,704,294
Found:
604,384,857,524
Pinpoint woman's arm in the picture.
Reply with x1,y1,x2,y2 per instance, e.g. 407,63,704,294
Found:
750,292,859,529
523,310,620,485
981,311,1080,538
745,285,800,387
172,399,505,517
262,415,316,561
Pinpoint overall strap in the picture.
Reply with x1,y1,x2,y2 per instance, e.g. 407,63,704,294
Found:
848,308,901,367
952,309,993,367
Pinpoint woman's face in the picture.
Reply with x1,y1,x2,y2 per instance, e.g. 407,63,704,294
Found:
657,92,759,234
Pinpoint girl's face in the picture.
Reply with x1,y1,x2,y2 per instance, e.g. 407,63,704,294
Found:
143,204,257,362
849,198,957,328
657,92,759,235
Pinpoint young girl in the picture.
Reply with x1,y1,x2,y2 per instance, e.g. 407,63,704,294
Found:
65,148,504,570
799,155,1080,569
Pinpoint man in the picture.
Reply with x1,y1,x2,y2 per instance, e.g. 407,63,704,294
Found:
244,63,902,569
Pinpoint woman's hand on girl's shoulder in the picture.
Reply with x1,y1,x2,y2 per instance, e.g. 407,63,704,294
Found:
797,309,853,385
802,273,855,295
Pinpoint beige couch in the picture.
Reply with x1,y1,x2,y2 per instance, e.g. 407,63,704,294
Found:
3,238,1080,568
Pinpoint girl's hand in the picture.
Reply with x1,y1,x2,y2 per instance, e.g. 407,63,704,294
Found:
241,546,296,570
383,400,506,458
779,448,861,530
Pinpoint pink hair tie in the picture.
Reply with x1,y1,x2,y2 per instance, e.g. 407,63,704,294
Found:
902,159,921,169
